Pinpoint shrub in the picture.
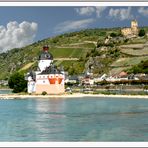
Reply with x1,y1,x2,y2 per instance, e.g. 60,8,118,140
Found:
124,39,129,43
42,91,47,95
110,32,117,37
139,29,146,37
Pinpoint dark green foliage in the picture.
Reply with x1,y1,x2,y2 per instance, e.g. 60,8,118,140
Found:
90,48,100,57
8,72,27,93
139,29,146,37
108,48,120,58
107,43,114,47
97,42,104,48
96,80,109,85
79,56,84,62
124,39,129,43
144,85,148,90
86,52,90,58
110,32,117,37
127,60,148,74
42,91,47,95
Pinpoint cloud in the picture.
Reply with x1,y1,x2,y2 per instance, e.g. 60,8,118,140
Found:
96,7,107,18
138,7,148,16
0,21,38,53
109,7,133,20
75,7,95,16
75,6,107,18
54,18,95,34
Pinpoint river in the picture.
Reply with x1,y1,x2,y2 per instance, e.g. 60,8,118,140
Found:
0,90,148,141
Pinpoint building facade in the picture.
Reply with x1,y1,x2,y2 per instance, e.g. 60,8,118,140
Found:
26,46,65,94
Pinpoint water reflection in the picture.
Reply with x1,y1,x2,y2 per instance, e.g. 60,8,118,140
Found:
0,97,148,141
0,89,12,94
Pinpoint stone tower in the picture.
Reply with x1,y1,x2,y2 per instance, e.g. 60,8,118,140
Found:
131,20,138,35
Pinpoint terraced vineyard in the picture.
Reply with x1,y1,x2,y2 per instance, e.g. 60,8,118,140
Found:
111,57,148,67
109,42,148,75
49,47,90,58
0,26,148,80
120,43,148,56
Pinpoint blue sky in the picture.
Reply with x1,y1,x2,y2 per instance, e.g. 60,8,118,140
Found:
0,6,148,52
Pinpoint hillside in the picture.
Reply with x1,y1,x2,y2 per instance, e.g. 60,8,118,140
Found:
0,27,148,80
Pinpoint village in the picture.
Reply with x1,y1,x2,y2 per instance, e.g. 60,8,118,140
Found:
65,20,148,94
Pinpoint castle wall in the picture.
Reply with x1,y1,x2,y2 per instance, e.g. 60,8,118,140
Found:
38,60,52,72
28,81,36,93
36,74,64,85
35,84,65,94
121,28,132,36
35,73,65,94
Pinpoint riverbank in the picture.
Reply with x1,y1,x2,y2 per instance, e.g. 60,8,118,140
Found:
0,93,148,99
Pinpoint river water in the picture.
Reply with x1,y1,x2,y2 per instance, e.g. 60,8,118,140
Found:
0,90,148,141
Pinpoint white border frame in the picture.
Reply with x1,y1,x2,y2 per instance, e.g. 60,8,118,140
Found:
0,2,148,147
0,2,147,6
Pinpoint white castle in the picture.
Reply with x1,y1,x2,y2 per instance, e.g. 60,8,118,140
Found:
26,45,65,94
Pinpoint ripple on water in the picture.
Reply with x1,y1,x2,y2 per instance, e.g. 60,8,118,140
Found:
0,97,147,141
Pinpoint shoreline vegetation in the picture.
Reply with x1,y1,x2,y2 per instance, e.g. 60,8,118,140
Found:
0,93,148,99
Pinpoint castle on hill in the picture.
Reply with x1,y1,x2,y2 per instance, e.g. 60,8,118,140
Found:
121,20,139,37
26,45,65,94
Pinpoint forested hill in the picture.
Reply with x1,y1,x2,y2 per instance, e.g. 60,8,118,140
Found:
0,27,148,80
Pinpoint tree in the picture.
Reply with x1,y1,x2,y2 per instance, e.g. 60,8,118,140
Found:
8,72,27,93
110,32,117,37
138,29,146,37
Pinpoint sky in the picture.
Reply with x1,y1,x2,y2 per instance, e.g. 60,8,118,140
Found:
0,6,148,53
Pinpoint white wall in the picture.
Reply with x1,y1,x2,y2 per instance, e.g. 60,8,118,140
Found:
38,60,52,72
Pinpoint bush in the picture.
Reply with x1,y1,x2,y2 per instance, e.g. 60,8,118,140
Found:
139,29,145,37
110,32,117,37
8,72,27,93
42,91,47,95
97,42,104,48
124,39,129,43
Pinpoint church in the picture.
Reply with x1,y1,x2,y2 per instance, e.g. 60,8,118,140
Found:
26,45,65,94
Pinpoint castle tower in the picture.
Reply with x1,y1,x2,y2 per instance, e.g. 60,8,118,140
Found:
131,20,138,35
38,45,53,72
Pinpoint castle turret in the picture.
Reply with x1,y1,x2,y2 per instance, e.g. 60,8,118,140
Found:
38,45,53,72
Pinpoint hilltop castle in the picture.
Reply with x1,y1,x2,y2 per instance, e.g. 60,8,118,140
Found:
121,20,139,37
26,46,65,94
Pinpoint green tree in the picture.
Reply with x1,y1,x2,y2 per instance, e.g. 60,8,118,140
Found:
8,72,27,93
138,29,146,37
110,32,117,37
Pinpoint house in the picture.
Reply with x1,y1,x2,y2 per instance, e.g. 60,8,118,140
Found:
65,75,79,84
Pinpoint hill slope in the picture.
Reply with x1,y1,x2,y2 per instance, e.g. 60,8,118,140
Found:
0,27,148,80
